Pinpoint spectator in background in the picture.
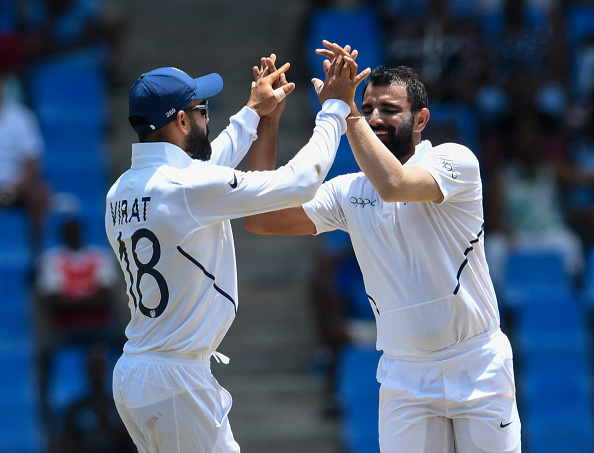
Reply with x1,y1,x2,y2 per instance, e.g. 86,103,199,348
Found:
59,342,135,453
484,110,584,292
556,103,594,248
21,0,127,78
0,32,49,254
476,0,568,165
35,217,123,421
379,0,485,103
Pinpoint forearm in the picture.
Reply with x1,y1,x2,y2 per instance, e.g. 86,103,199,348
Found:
244,206,315,235
210,106,260,168
247,115,280,172
243,100,348,236
287,99,348,185
243,99,347,211
345,116,406,201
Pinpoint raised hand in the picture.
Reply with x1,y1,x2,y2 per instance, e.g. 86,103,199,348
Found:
316,41,359,77
251,54,291,121
247,57,295,118
312,44,370,109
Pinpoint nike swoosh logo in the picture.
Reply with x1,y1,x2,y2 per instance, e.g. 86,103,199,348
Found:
229,173,238,189
500,421,513,428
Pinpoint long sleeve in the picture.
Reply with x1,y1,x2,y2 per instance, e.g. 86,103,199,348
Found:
183,99,349,224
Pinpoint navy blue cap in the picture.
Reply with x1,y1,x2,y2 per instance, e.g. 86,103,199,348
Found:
128,67,223,134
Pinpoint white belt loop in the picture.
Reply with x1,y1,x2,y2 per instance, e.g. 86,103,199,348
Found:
213,351,230,365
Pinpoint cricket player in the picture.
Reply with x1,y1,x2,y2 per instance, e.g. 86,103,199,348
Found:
245,41,522,453
105,53,369,452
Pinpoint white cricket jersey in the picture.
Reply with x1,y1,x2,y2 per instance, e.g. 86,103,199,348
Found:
105,100,349,356
303,140,500,357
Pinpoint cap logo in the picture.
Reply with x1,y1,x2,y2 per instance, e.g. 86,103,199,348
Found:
166,108,176,118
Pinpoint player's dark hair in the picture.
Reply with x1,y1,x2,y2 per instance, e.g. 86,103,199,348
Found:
362,66,428,114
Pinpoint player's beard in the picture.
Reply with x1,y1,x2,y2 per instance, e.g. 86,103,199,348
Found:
373,115,415,161
185,120,212,161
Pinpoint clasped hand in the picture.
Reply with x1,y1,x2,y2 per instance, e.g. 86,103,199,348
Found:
247,55,295,118
313,40,371,108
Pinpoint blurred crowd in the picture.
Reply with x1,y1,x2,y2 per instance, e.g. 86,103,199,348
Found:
0,0,593,450
0,1,131,451
377,0,594,290
306,0,594,417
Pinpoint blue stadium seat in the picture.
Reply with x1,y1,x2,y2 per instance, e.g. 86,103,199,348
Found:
0,350,38,404
0,209,31,269
0,350,44,453
336,345,381,453
28,59,108,130
341,396,380,453
305,6,384,116
336,345,381,407
0,265,30,312
45,167,107,205
581,245,594,308
565,3,594,99
480,4,549,36
501,250,571,308
512,292,594,452
520,370,593,453
41,127,108,174
0,399,44,453
513,294,588,351
47,345,89,411
425,103,481,160
566,3,594,46
0,0,17,31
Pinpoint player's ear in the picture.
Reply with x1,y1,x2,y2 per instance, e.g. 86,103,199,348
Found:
414,108,430,133
172,109,190,136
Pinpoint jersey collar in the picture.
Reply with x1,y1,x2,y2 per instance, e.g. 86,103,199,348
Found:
406,140,432,166
131,142,193,170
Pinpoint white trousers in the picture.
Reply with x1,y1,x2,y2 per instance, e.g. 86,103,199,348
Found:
377,329,521,453
112,352,240,453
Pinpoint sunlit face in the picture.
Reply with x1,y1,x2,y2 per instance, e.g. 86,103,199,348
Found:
360,83,415,162
184,100,211,161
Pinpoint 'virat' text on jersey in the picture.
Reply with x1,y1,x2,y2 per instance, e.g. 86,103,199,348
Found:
110,197,152,226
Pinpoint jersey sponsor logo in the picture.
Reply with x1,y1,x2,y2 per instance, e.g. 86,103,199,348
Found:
229,173,238,189
350,197,376,208
499,421,513,428
109,197,152,226
435,157,459,179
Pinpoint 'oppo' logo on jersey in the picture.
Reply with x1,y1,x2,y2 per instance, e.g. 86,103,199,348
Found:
350,197,376,208
166,108,176,118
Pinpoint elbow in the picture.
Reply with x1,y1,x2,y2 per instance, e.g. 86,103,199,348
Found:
293,185,318,205
372,174,405,203
244,216,269,235
376,187,399,203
